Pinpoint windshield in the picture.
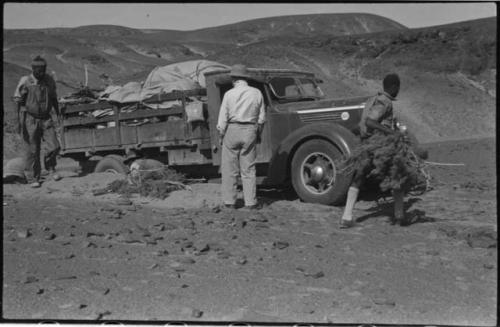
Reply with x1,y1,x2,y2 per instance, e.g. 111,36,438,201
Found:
269,76,324,100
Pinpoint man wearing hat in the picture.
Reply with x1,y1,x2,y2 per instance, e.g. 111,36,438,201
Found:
13,55,61,188
216,64,266,209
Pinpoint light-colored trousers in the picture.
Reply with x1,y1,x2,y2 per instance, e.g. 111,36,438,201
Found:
221,123,258,206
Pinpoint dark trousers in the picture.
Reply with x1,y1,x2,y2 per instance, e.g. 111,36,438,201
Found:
22,113,60,182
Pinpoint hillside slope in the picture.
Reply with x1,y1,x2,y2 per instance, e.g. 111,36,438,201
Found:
2,15,496,159
210,17,496,143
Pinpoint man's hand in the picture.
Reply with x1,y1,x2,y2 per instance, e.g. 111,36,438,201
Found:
16,103,22,135
218,132,224,146
256,123,264,144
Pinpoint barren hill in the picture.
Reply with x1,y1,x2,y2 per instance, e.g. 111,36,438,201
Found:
148,13,407,45
2,14,496,157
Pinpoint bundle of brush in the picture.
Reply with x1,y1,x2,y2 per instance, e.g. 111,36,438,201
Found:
340,132,430,195
107,166,188,199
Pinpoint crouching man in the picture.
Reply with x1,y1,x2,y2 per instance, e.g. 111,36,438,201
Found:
340,73,405,228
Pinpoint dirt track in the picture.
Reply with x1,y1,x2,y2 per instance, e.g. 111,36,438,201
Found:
2,137,497,324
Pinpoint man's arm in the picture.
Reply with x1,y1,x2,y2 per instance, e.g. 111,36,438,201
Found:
49,77,61,118
13,77,28,134
256,93,266,142
216,94,229,144
365,118,397,135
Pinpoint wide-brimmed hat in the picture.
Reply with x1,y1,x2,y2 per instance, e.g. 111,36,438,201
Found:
229,64,251,79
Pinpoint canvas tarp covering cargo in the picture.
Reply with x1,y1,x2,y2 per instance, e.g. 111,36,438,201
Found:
143,59,229,89
99,60,228,108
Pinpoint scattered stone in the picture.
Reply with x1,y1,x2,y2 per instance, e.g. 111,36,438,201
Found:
217,251,231,259
181,284,189,288
64,254,75,259
211,206,221,213
86,232,105,238
425,250,440,256
145,239,158,246
307,271,325,279
116,198,132,206
55,275,77,280
195,243,210,253
91,188,109,196
254,222,268,229
152,223,166,232
41,226,51,232
273,241,289,250
191,309,203,318
484,263,494,269
22,276,38,284
36,288,44,295
95,310,112,320
177,257,196,265
154,249,169,256
181,240,194,249
83,241,98,248
148,263,159,270
44,233,56,240
249,213,268,222
79,304,88,309
17,229,32,239
115,235,141,244
373,298,396,306
236,257,248,265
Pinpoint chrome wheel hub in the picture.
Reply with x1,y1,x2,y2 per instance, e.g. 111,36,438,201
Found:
300,152,336,195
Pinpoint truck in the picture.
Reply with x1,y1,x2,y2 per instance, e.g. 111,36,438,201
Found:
60,67,370,205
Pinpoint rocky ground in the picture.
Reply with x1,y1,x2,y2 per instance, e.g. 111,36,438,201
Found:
2,137,497,325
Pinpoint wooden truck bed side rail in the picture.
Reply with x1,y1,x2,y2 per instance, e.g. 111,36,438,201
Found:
61,89,210,155
63,106,185,127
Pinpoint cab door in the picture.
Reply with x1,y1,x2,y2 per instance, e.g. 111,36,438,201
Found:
206,74,272,166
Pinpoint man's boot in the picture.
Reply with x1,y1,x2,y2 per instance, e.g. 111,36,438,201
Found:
340,186,359,228
392,188,405,225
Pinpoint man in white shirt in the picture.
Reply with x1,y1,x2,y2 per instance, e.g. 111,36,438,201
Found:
217,64,266,209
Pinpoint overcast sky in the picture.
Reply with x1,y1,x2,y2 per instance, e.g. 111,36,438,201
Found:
3,2,496,30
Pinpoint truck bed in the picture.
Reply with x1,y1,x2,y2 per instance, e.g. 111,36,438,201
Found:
60,89,210,155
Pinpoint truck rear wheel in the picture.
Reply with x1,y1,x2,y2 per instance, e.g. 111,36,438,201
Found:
291,139,352,205
94,155,129,175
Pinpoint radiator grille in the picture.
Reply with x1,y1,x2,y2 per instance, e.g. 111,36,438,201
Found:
299,112,343,123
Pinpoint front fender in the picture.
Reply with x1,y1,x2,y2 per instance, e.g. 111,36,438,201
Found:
265,122,360,185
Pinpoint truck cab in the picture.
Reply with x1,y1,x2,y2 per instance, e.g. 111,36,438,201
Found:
204,68,369,204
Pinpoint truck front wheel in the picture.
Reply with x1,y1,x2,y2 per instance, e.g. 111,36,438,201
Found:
291,139,352,205
94,156,129,175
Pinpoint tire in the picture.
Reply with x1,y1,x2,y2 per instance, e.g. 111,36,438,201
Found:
291,139,353,205
94,155,129,175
